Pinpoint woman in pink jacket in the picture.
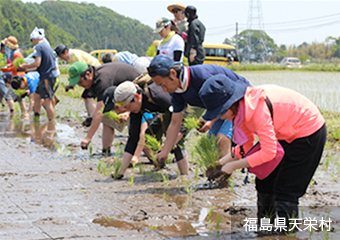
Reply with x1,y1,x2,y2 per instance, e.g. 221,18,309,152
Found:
199,74,326,232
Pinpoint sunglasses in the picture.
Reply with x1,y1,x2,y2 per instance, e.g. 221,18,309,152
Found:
115,97,135,107
172,9,181,13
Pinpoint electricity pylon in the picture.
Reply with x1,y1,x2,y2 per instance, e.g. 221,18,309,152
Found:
245,0,268,62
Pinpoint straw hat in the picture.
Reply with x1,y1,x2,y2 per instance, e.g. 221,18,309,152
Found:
1,36,19,49
167,3,186,13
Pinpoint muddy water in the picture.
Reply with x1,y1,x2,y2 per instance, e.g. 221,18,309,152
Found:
0,72,340,239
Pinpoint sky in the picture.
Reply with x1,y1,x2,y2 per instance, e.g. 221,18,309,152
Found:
21,0,340,47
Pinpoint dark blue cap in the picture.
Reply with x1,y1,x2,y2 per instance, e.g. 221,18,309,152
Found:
147,54,174,77
199,74,248,120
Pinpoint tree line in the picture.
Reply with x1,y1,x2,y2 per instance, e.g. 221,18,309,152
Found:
224,30,340,63
0,0,155,56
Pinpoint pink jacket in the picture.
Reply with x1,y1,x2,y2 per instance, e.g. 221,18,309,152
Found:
234,85,325,167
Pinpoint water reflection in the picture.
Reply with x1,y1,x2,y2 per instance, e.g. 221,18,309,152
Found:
0,113,57,151
31,120,56,150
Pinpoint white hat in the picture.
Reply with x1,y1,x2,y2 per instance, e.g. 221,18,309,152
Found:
114,82,137,107
30,27,45,40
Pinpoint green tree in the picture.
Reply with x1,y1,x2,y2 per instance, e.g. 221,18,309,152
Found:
225,30,277,62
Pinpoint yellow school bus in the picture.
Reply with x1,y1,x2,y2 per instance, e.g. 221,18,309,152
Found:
203,43,239,66
90,49,118,64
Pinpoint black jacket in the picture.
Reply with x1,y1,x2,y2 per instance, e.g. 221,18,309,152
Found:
185,17,206,64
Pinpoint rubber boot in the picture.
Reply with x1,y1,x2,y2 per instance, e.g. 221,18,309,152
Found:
257,193,275,235
275,200,299,234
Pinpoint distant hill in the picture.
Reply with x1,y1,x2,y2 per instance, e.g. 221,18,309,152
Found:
0,0,155,56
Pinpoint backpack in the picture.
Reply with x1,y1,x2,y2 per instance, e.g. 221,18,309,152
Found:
132,72,156,105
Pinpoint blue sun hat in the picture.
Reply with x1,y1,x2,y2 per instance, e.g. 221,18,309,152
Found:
199,74,249,120
147,54,174,77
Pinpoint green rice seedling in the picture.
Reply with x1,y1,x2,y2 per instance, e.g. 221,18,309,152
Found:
166,157,172,165
97,159,103,173
325,155,332,170
194,134,220,169
115,142,124,157
300,206,304,219
108,165,114,175
145,134,161,152
112,158,122,179
74,111,81,121
155,173,163,182
102,163,107,176
195,167,199,180
161,173,169,186
0,54,6,68
183,177,196,195
102,107,121,122
145,134,164,166
79,189,90,194
13,57,25,69
139,165,145,175
66,109,72,118
308,227,313,239
228,176,235,192
321,227,330,240
89,144,93,155
190,148,196,164
320,214,331,240
309,178,315,189
132,162,137,171
128,176,134,187
207,205,214,228
148,226,158,230
284,211,299,237
216,214,220,233
147,170,153,178
183,115,201,132
104,148,110,157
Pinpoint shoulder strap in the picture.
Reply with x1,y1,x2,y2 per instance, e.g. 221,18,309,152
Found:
265,97,273,119
144,84,156,105
240,96,273,158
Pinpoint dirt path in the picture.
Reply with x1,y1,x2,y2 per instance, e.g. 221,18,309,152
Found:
0,96,339,239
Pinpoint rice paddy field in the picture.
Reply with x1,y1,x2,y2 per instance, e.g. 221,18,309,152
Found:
1,71,340,239
238,71,340,112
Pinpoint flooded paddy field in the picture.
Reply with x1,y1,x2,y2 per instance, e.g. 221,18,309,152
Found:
0,72,339,239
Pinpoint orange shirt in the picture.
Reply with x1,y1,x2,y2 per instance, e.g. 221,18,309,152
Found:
234,85,325,167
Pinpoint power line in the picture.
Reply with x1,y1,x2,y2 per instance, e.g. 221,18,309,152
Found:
206,16,340,37
264,12,340,26
205,12,340,30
